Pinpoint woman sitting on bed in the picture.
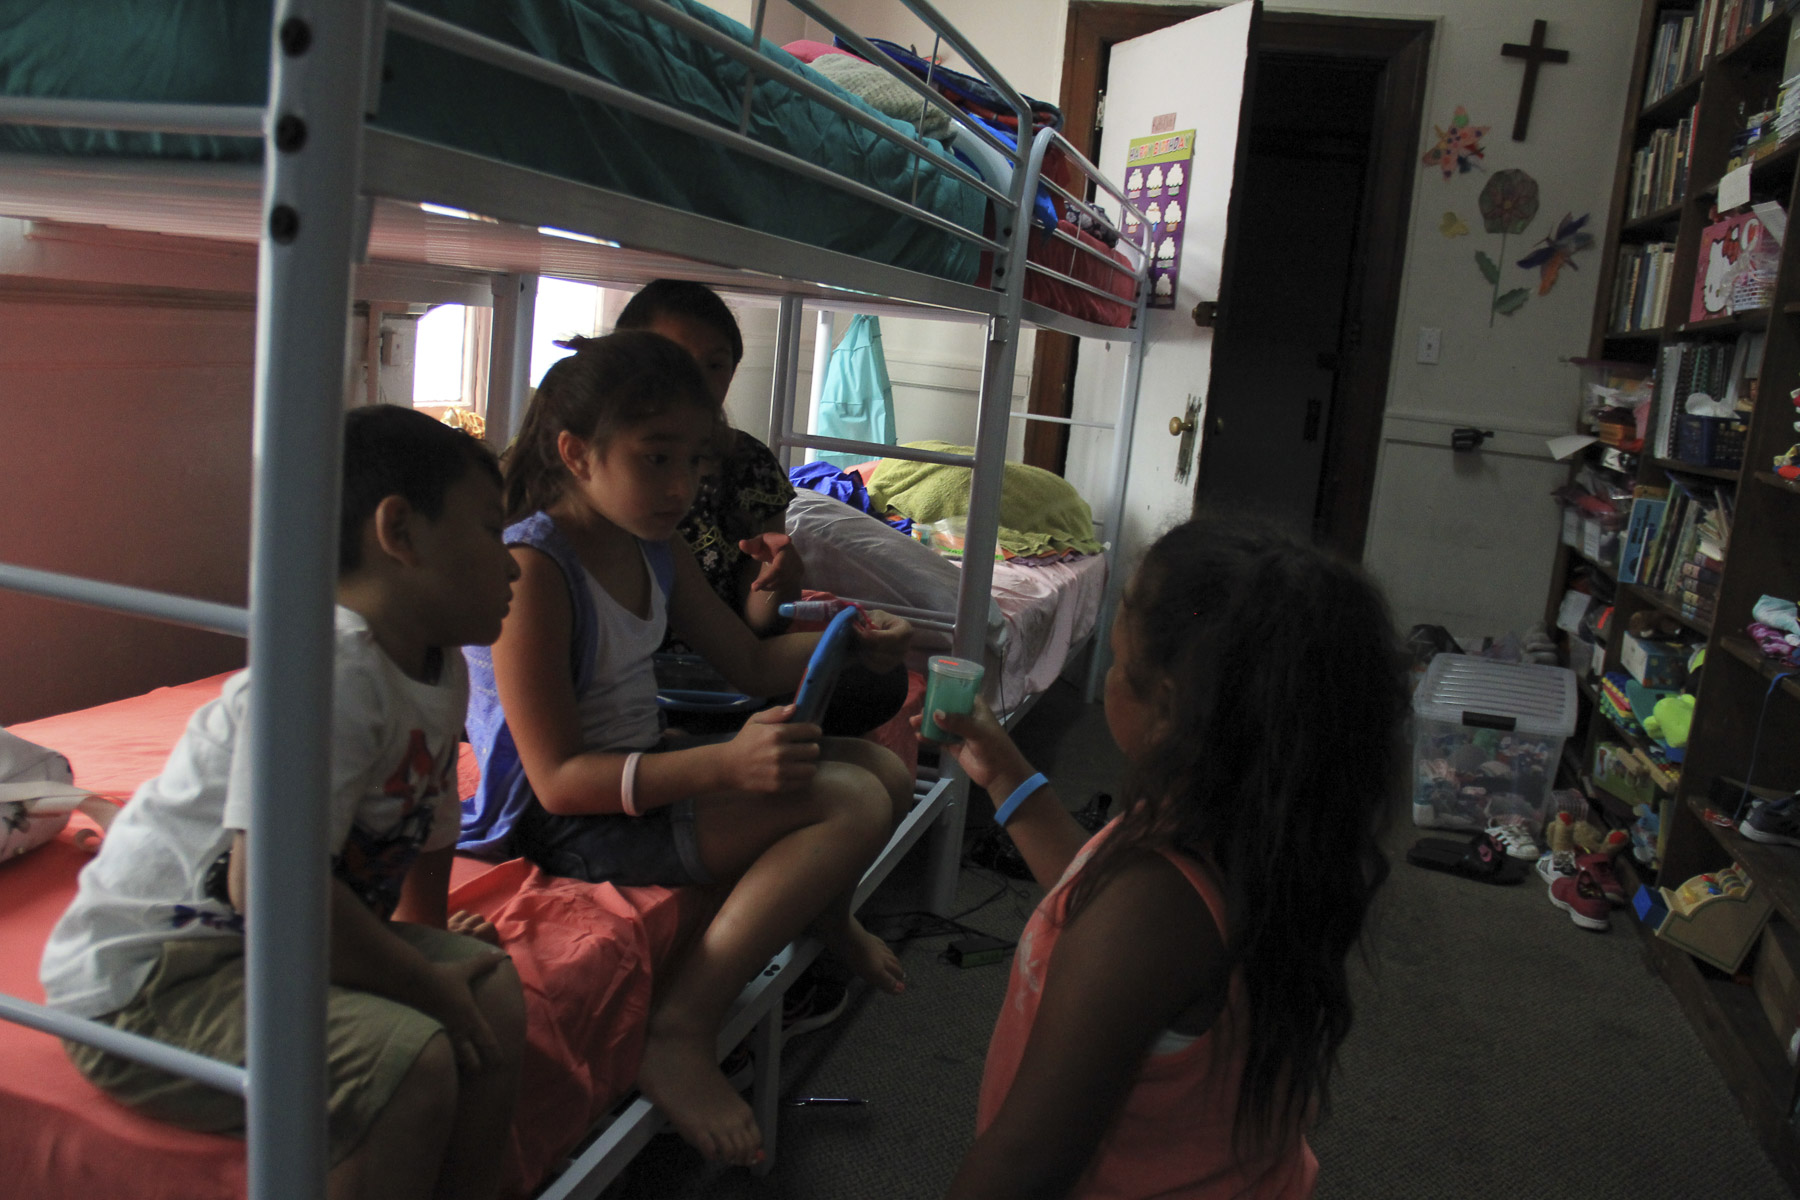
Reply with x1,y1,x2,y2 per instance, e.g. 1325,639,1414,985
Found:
615,279,908,738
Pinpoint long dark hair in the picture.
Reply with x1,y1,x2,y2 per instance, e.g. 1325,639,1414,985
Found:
1067,514,1408,1157
503,330,722,521
615,278,744,366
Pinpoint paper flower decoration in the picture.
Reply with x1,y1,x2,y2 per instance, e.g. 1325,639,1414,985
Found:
1472,171,1541,324
1422,107,1489,180
1479,169,1541,235
1440,211,1470,238
1516,212,1594,295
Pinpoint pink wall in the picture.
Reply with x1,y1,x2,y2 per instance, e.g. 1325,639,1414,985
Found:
0,291,256,724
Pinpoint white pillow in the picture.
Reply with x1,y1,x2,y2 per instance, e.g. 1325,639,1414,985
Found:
785,490,1004,655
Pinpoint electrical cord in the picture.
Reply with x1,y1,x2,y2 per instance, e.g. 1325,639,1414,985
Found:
1732,669,1800,823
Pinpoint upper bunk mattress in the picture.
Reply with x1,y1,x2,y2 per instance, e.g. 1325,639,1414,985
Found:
0,0,987,283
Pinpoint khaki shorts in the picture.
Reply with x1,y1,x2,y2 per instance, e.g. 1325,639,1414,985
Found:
64,923,495,1164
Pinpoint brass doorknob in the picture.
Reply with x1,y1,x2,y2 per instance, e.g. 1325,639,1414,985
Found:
1169,415,1194,436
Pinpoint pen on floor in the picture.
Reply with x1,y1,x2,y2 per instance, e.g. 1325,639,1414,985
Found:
786,1096,868,1106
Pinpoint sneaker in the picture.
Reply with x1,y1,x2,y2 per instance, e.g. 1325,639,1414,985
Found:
1550,869,1611,931
1575,851,1627,906
781,972,850,1042
1741,798,1800,848
1485,822,1541,861
1536,849,1577,886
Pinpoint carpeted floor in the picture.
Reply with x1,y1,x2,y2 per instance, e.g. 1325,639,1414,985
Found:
606,681,1790,1198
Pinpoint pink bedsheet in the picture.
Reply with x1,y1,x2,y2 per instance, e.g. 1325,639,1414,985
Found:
0,674,695,1200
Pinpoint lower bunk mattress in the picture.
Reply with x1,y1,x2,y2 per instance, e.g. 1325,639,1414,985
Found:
0,674,703,1200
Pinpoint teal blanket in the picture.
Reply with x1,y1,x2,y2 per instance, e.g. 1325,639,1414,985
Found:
0,0,985,282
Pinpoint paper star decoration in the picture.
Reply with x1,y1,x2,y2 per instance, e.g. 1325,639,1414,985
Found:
1422,106,1489,180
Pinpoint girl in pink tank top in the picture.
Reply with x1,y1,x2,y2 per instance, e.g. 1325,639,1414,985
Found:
920,516,1409,1199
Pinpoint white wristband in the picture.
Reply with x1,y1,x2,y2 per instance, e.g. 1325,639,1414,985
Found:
621,751,644,816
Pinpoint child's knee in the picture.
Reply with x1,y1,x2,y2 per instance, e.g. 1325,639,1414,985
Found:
816,762,895,850
826,738,913,824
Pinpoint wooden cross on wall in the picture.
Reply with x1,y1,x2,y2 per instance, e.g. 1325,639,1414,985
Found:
1501,19,1570,142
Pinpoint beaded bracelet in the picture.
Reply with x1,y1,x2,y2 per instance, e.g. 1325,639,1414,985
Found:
994,772,1048,827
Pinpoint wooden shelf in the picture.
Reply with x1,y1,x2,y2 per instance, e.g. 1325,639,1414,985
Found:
1625,581,1716,638
1624,200,1685,233
1565,6,1800,1185
1568,543,1620,581
1651,456,1741,481
1680,308,1771,334
1686,793,1800,933
1720,634,1800,702
1639,72,1703,125
1637,920,1800,1191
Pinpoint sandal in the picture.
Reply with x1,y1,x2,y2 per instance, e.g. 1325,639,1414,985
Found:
1406,832,1529,885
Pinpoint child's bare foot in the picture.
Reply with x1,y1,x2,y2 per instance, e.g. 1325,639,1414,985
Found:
821,917,906,995
637,1028,763,1166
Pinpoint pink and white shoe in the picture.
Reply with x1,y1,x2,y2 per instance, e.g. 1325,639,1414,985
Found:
1550,869,1611,932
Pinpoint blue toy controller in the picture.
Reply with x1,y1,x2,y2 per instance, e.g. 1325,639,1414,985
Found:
790,606,861,726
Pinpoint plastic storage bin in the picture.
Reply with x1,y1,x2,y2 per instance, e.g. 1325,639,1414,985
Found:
1672,413,1747,469
1412,655,1578,835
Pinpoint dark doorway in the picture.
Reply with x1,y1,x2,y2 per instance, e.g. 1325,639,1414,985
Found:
1029,5,1431,560
1194,55,1378,538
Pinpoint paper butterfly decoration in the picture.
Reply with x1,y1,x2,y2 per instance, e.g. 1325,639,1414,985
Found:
1516,212,1594,295
1440,211,1470,238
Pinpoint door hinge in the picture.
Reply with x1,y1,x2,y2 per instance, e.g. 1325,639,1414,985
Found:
1096,92,1106,129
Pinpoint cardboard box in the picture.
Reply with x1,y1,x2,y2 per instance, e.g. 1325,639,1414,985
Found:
1621,632,1687,689
1755,920,1800,1060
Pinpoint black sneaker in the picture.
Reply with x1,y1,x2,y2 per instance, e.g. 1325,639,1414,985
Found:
1741,796,1800,848
781,972,850,1042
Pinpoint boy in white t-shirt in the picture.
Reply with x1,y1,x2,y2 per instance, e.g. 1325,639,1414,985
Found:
40,405,525,1200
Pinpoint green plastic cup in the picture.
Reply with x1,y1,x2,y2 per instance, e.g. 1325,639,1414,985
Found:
920,656,985,743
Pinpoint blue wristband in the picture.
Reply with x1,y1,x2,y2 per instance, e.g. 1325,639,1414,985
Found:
994,772,1048,827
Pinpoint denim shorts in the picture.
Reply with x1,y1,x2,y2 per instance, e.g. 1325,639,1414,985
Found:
516,792,710,888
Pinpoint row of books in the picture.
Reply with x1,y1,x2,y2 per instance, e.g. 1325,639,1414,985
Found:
1617,477,1734,625
1716,0,1789,57
1611,242,1676,333
1644,8,1711,107
1650,334,1762,458
1628,106,1698,219
1643,1,1795,111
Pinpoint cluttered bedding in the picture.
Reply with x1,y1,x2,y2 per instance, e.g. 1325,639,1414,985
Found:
0,1,1137,323
788,447,1109,713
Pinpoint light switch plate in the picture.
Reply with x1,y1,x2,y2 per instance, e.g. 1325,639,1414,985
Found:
1417,326,1441,364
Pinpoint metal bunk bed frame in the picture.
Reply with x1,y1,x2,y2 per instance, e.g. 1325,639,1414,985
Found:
0,2,1151,1196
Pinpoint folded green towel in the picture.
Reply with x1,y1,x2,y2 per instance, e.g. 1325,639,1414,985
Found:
867,442,1103,558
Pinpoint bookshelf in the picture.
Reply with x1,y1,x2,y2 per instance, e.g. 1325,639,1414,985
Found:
1548,0,1800,1186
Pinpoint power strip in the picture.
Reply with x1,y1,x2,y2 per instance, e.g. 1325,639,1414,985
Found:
946,934,1013,968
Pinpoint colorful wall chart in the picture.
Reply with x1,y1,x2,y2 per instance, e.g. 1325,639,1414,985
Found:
1121,129,1196,310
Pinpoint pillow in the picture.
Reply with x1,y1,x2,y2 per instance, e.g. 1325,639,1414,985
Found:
809,54,953,142
785,490,1003,654
782,39,857,63
867,442,1103,558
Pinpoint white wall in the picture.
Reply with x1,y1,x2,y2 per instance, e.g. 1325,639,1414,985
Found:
764,0,1636,637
